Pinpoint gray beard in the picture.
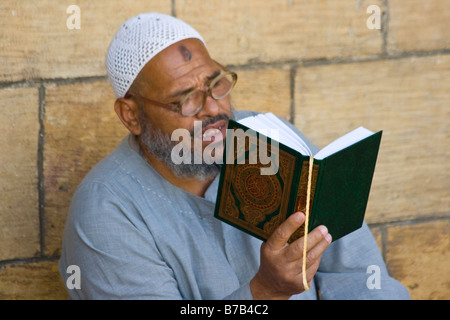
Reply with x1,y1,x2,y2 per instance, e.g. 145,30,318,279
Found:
138,108,234,181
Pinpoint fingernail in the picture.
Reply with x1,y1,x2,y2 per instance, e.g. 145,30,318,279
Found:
325,233,332,243
318,225,328,236
294,212,305,222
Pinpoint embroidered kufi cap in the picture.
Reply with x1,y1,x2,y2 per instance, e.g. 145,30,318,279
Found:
106,12,205,98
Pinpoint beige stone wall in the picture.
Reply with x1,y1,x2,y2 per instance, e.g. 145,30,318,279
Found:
0,0,448,300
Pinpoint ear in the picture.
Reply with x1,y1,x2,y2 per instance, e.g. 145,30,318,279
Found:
114,98,142,136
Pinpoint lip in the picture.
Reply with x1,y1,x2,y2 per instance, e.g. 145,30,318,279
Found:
202,120,227,142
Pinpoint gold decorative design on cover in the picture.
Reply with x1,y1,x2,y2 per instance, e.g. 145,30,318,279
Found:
216,127,297,241
233,165,282,225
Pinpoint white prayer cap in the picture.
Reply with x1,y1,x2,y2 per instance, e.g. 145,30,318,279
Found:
106,13,205,98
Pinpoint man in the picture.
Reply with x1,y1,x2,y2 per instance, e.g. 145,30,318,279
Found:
59,12,409,300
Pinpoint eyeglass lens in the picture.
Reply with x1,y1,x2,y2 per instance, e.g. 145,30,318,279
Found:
181,73,235,116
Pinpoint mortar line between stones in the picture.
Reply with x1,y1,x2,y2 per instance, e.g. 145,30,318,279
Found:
0,49,449,88
229,49,450,70
0,75,108,89
0,255,60,269
382,0,390,56
171,0,177,17
38,83,46,257
380,225,388,263
289,65,297,125
367,214,450,230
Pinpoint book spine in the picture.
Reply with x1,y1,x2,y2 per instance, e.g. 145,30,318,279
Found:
309,157,326,235
288,157,319,243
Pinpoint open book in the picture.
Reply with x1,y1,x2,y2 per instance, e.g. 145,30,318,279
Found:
214,112,382,242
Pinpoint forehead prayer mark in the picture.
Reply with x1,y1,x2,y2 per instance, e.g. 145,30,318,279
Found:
179,45,192,61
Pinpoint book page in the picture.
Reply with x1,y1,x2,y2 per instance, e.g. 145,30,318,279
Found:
238,113,313,156
314,127,374,160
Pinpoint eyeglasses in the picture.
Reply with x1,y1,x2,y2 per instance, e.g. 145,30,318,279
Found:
128,67,237,117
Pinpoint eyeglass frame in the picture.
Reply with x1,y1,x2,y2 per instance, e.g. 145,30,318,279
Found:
126,63,237,117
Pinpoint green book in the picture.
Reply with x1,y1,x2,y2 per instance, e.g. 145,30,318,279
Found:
214,112,382,242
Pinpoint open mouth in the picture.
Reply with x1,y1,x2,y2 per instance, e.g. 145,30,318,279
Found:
202,119,227,142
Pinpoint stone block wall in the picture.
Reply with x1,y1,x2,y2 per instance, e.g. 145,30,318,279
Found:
0,0,448,300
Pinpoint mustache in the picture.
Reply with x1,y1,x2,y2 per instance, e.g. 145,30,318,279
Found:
188,113,230,136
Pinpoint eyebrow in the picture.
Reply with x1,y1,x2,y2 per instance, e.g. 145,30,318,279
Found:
169,69,222,99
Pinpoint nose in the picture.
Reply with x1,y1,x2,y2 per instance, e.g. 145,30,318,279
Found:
196,93,221,119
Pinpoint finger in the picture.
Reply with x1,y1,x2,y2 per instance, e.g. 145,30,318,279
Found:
303,233,331,267
304,258,321,285
266,212,305,250
285,225,331,262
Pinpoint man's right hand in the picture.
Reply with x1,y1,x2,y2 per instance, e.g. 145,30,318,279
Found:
249,212,332,300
